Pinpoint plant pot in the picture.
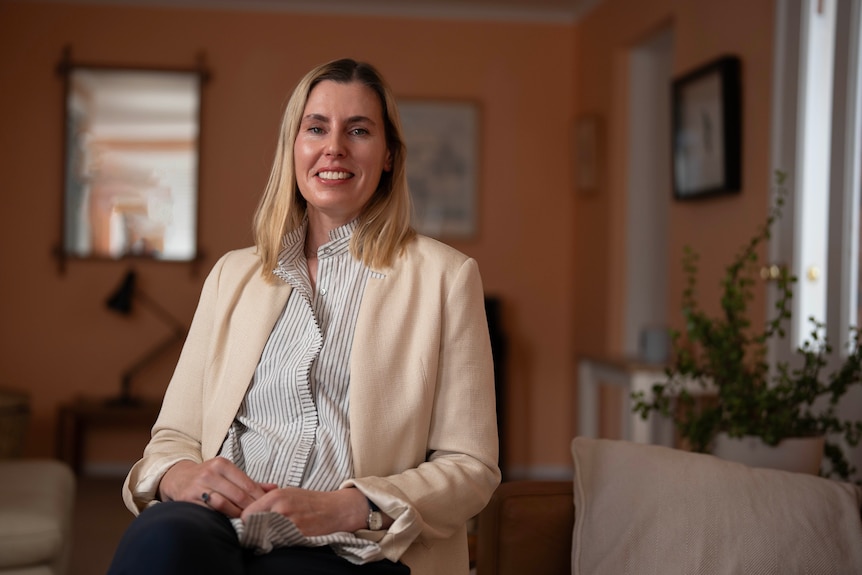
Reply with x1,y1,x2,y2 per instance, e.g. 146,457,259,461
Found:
711,433,825,475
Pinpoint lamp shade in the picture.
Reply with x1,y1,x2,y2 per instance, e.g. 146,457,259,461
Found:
106,270,136,315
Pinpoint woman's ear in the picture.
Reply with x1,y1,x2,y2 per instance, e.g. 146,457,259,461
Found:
384,149,393,172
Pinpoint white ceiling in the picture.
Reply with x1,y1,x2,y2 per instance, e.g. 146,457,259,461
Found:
43,0,603,24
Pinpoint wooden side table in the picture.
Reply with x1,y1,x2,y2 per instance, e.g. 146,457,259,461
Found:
56,397,161,475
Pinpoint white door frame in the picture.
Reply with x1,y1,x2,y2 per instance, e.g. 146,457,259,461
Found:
623,28,674,359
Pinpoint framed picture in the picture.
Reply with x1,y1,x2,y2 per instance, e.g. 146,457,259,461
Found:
398,100,478,238
671,55,741,199
573,114,601,195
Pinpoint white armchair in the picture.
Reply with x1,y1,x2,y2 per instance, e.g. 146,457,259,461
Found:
0,459,76,575
0,389,75,575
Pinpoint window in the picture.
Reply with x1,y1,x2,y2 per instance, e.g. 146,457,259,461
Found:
770,0,861,355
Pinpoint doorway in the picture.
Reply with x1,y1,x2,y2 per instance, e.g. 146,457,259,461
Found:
623,27,675,360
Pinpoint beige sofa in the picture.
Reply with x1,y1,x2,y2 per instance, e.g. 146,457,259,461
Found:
0,390,76,575
478,438,862,575
0,459,76,575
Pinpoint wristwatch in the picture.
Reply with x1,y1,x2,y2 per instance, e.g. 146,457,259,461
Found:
366,498,383,531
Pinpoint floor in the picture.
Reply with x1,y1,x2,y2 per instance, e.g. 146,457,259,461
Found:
69,476,132,575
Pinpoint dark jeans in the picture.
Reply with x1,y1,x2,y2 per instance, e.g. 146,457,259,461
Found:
107,501,410,575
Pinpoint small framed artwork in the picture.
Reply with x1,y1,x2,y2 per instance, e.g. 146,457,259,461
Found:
573,115,601,195
398,100,478,238
671,55,741,199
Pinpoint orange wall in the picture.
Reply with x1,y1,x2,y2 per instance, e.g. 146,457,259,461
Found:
572,0,775,358
0,0,778,477
0,1,576,474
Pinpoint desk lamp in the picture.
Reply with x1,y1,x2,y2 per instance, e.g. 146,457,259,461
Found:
105,269,186,406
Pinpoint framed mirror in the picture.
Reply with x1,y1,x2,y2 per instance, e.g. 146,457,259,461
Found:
58,50,208,269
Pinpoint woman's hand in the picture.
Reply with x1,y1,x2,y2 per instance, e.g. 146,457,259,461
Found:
240,486,379,536
158,457,277,518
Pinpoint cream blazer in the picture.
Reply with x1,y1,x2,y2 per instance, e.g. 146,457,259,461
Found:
122,235,501,575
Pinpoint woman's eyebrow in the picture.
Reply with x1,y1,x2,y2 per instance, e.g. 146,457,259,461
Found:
302,113,377,125
347,115,376,125
302,113,330,123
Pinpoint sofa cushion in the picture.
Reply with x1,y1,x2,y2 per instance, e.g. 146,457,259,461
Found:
0,459,75,570
571,437,862,575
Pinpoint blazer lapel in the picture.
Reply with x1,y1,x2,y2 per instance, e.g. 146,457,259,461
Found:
203,274,293,459
349,264,398,477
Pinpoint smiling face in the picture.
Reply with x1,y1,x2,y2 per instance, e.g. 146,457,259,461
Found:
293,80,392,231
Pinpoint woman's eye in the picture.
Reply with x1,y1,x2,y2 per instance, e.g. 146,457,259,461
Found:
308,126,324,134
350,128,369,136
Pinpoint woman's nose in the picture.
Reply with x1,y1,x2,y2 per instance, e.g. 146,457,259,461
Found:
325,132,346,157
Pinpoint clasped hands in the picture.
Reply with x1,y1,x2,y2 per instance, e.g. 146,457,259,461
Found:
158,457,369,536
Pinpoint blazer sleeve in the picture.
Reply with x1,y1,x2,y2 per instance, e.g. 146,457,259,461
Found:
343,254,501,561
121,254,226,514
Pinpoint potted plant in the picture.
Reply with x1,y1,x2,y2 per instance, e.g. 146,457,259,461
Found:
632,172,862,481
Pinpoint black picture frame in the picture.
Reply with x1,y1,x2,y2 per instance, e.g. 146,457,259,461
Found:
671,55,741,200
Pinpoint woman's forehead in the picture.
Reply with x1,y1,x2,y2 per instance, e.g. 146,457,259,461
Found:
303,80,383,119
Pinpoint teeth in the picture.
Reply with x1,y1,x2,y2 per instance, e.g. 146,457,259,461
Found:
318,171,352,180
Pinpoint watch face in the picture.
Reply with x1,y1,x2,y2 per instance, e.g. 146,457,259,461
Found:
368,511,383,531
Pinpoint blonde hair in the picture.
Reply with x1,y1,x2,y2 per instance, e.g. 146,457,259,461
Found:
252,58,415,281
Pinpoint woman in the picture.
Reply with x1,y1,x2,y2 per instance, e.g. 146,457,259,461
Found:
108,58,500,575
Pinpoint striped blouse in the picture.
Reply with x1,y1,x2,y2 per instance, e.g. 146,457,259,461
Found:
219,222,390,563
218,220,385,562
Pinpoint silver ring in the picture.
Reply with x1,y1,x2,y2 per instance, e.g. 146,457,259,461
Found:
201,492,211,505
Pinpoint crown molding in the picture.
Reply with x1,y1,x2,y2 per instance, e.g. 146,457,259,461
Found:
19,0,603,25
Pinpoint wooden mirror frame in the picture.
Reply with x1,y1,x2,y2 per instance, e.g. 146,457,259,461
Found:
56,47,210,272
